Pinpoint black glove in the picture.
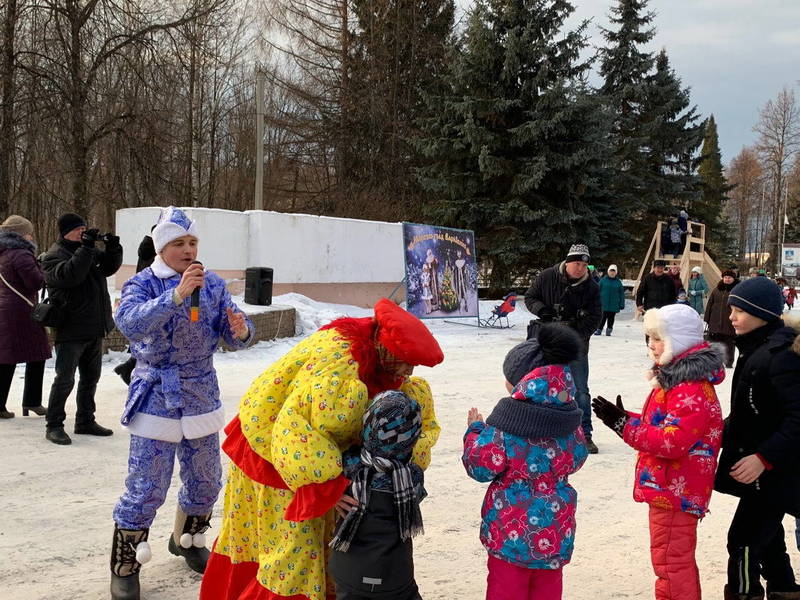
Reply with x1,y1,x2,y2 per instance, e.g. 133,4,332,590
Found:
81,228,100,248
591,395,628,438
537,306,555,322
103,232,120,248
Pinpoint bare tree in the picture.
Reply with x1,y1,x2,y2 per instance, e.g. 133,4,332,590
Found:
18,0,229,218
754,86,800,266
726,146,763,267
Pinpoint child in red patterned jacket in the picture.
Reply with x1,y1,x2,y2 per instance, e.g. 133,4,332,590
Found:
592,303,725,600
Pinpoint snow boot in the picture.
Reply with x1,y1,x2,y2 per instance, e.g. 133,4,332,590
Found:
606,328,613,336
585,435,599,454
767,584,800,599
110,525,151,600
594,329,602,336
724,585,765,600
168,508,211,574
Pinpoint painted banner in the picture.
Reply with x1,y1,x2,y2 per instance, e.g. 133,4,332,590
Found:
782,243,800,278
402,222,478,319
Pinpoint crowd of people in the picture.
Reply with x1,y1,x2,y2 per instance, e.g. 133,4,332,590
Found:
1,211,800,600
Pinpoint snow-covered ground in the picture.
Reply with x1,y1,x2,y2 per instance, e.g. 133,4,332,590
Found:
1,294,797,599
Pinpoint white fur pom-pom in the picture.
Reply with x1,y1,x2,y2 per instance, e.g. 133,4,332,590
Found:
192,532,206,548
180,533,193,549
136,541,152,564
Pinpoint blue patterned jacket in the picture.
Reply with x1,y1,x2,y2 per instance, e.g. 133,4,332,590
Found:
115,256,254,442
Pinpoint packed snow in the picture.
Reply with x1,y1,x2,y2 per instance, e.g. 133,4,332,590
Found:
1,294,797,599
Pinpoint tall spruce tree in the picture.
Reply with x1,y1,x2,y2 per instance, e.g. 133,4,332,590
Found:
599,1,703,262
696,114,734,258
414,0,614,290
342,0,456,221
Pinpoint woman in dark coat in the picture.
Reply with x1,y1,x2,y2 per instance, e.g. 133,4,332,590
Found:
704,269,739,368
0,216,51,418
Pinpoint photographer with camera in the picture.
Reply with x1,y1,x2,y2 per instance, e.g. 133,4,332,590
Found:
524,243,602,453
41,212,122,445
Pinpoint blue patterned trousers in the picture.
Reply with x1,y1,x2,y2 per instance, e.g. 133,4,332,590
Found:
113,433,222,530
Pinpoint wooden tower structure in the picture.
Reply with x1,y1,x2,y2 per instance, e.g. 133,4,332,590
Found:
634,221,722,294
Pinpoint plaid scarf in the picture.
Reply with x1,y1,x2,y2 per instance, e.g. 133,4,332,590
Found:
329,391,424,552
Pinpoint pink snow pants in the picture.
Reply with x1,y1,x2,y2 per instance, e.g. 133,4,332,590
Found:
649,505,702,600
486,554,563,600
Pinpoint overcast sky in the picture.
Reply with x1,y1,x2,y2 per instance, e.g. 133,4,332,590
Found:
455,0,800,165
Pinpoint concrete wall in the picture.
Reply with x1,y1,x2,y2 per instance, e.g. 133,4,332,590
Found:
114,208,406,306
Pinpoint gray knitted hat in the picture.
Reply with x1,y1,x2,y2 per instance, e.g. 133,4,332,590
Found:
1,215,34,237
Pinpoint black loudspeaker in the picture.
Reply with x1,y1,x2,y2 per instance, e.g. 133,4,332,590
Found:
245,267,273,306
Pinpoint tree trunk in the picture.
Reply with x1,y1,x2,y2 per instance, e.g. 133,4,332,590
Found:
0,0,18,216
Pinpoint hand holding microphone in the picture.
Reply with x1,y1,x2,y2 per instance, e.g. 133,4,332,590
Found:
176,261,204,322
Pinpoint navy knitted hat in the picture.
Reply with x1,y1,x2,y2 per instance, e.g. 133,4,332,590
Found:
728,277,784,322
58,213,86,237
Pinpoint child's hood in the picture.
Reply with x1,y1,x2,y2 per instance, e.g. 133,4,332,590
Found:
782,312,800,356
511,364,575,406
486,363,581,440
649,343,725,390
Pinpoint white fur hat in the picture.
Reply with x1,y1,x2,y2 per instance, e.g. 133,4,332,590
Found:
691,266,702,274
152,206,199,253
608,264,618,272
643,304,704,365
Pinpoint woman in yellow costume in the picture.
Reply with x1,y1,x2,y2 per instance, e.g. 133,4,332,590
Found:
201,299,444,600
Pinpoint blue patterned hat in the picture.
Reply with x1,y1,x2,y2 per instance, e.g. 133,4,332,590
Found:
361,390,422,460
152,206,199,252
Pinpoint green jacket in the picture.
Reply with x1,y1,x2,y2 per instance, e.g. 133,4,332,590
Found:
688,275,709,314
599,276,625,313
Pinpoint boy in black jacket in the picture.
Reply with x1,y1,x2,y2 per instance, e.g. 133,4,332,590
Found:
714,277,800,600
329,390,425,600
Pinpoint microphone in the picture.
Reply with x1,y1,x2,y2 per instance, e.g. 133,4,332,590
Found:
190,260,202,323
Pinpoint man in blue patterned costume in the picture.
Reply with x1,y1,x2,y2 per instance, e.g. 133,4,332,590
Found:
109,206,254,600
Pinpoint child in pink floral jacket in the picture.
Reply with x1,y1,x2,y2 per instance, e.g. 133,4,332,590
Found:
463,324,588,600
592,303,724,600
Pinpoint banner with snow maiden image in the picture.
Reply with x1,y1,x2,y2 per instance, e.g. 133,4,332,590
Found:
403,223,478,319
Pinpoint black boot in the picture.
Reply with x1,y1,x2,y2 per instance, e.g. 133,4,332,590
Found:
46,427,72,445
110,525,150,600
114,357,136,386
585,435,599,454
725,584,765,600
168,508,211,574
767,584,800,599
74,421,113,436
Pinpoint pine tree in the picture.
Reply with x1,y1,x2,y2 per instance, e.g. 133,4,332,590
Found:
598,0,656,257
696,114,734,259
414,0,613,290
599,1,703,262
342,0,456,221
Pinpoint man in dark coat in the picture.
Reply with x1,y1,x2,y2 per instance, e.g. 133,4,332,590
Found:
635,260,677,314
713,277,800,600
114,230,157,385
524,243,602,453
41,213,123,445
135,230,156,273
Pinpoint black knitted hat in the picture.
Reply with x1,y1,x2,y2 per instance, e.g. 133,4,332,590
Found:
503,324,582,385
58,213,86,237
